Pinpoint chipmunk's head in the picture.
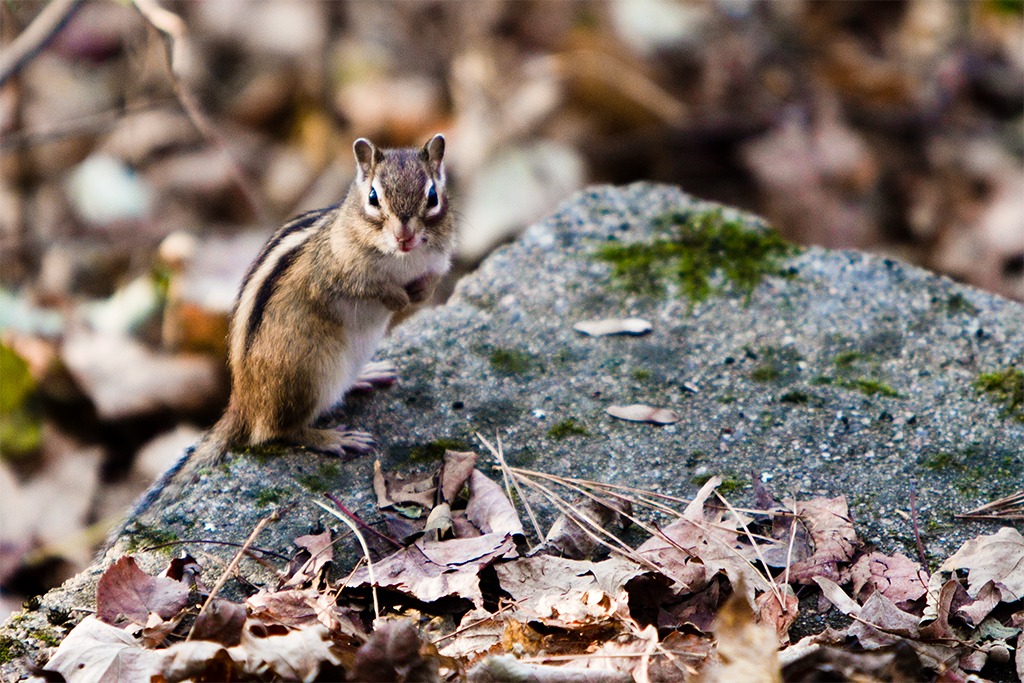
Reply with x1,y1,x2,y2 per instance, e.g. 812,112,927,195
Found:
349,134,451,255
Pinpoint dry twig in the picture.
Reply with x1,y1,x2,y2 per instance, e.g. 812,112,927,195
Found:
0,0,85,87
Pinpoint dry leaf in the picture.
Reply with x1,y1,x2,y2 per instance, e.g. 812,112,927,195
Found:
606,404,680,424
229,621,341,683
424,502,454,540
536,496,632,560
437,608,504,660
784,496,857,584
439,450,478,503
468,654,632,682
466,469,524,538
755,585,799,644
41,616,164,683
849,551,928,605
282,530,334,588
190,599,247,646
700,581,781,683
352,619,438,683
573,317,652,337
96,555,190,627
937,526,1024,601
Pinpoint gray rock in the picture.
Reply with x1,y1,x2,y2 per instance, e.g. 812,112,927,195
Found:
3,183,1022,674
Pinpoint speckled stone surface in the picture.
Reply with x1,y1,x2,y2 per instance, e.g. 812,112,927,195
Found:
3,183,1022,674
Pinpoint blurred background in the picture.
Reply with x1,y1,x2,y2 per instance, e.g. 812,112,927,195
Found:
1,0,1022,619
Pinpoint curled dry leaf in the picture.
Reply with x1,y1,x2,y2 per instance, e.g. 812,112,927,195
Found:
282,530,334,588
784,496,857,584
466,469,524,538
573,317,652,337
536,496,632,560
96,555,190,627
606,404,680,424
190,598,247,646
439,450,478,503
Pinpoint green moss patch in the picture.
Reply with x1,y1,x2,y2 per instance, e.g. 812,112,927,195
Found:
975,366,1024,422
547,419,590,440
944,293,979,316
0,343,42,461
488,348,539,376
124,524,179,554
408,439,470,463
297,463,342,493
843,379,900,398
749,346,803,384
595,208,795,302
691,473,744,495
0,635,26,664
255,486,289,508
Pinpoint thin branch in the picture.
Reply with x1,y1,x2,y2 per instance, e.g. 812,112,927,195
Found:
909,481,929,570
324,491,402,550
130,0,274,225
141,537,290,562
186,510,278,641
316,499,380,621
477,432,543,543
0,0,86,88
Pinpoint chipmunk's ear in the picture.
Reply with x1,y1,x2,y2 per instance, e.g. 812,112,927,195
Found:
421,134,445,176
353,138,382,181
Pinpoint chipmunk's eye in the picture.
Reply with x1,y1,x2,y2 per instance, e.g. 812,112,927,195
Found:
426,183,438,209
368,187,379,207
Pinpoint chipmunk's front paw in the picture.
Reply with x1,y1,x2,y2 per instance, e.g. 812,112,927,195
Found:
349,360,398,392
404,273,437,304
380,286,411,312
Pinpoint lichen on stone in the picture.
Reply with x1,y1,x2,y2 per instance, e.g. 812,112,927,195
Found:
974,366,1024,422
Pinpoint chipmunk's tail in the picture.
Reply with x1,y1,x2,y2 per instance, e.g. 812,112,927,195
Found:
103,411,246,551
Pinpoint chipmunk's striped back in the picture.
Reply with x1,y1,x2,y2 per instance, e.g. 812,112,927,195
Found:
230,205,339,364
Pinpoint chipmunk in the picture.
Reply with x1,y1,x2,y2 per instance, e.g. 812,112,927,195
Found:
118,134,455,529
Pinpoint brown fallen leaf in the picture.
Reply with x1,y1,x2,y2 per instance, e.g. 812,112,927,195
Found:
468,654,632,682
281,530,334,588
534,496,632,560
230,621,342,682
352,619,438,683
784,496,857,584
755,584,799,644
466,469,525,538
96,555,190,627
439,450,478,503
935,526,1024,601
606,403,680,424
349,533,517,606
190,598,247,646
42,616,164,683
573,317,652,337
849,551,928,605
699,579,781,683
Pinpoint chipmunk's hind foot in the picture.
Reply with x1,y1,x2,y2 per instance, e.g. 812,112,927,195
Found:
299,426,376,457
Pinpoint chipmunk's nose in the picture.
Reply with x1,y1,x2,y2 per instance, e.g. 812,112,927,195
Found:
396,222,417,252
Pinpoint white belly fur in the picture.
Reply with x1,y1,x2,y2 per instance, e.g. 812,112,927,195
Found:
317,247,450,415
316,299,391,415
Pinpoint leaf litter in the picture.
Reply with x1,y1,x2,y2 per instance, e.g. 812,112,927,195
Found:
29,447,1024,682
